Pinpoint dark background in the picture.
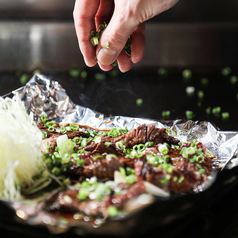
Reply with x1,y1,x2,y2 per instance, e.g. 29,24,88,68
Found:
1,1,238,237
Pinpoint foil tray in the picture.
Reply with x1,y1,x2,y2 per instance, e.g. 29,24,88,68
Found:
1,73,238,237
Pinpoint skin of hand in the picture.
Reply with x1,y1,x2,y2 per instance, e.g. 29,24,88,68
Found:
73,0,179,73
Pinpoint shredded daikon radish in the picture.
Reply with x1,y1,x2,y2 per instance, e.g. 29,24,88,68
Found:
0,94,46,201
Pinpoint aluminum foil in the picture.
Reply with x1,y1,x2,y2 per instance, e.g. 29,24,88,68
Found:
3,73,238,235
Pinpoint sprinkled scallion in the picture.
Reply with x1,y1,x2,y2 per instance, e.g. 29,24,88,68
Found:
70,124,79,131
159,143,169,155
107,206,118,217
42,131,47,139
104,141,111,147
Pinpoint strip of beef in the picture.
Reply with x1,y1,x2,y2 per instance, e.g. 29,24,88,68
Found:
43,181,146,218
134,145,215,193
67,152,127,179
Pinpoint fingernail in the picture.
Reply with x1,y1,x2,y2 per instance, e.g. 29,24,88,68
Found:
97,48,118,65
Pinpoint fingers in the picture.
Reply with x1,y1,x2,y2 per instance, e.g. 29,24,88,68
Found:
95,0,114,28
98,23,145,73
73,0,100,67
130,23,145,64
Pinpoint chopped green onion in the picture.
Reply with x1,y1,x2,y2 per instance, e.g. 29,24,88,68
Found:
93,136,101,144
42,131,47,139
185,110,194,120
212,107,221,114
162,110,170,118
133,144,146,152
69,69,80,77
145,141,154,147
186,86,195,96
104,141,111,147
136,98,143,106
106,42,110,49
40,114,47,123
73,136,82,145
221,67,231,76
94,73,105,81
91,36,99,46
115,140,126,151
197,90,204,100
222,112,230,120
157,67,168,76
81,138,88,148
107,206,118,217
81,70,87,79
70,124,79,131
63,140,74,154
182,69,192,79
200,78,209,85
206,107,211,115
230,75,238,84
20,74,29,85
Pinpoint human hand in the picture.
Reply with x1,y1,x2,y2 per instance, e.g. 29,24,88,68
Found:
73,0,179,72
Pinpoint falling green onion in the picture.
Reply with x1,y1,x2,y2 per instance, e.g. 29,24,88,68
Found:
162,110,170,118
186,110,194,120
222,112,230,120
182,69,192,79
212,107,221,114
136,98,143,106
69,69,80,77
221,67,231,76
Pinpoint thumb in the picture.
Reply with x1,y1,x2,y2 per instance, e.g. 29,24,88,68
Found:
96,12,136,65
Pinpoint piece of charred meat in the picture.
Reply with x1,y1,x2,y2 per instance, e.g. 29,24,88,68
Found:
38,121,219,218
41,180,146,218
